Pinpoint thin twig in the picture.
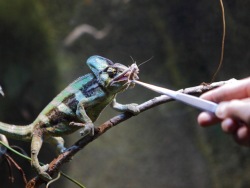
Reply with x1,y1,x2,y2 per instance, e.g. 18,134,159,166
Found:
4,155,14,183
26,79,237,188
5,153,28,185
211,0,226,82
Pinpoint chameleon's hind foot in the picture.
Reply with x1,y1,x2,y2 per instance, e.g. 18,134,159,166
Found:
38,164,52,181
39,172,52,181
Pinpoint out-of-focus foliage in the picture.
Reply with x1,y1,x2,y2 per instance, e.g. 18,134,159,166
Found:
0,0,58,186
0,0,57,121
0,0,250,187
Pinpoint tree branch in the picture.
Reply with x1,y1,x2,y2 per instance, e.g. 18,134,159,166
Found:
26,78,237,188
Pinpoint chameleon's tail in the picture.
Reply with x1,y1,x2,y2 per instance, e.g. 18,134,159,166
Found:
0,122,33,141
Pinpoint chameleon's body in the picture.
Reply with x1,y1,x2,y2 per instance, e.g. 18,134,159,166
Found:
0,55,139,180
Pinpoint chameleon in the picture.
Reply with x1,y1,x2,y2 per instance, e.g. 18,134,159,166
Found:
0,55,140,181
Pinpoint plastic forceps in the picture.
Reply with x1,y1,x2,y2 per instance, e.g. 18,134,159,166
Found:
133,80,218,114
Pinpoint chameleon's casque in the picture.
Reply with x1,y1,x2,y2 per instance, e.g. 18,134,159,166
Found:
0,55,139,181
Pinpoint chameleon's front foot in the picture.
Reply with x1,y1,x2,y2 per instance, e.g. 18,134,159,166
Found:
69,122,95,136
80,122,95,136
125,103,140,115
111,99,140,115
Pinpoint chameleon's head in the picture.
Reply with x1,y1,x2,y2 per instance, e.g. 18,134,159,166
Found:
87,55,139,93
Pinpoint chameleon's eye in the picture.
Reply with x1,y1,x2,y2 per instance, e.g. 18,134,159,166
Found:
107,67,117,78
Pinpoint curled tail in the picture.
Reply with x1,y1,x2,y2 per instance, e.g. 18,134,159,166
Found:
0,122,33,141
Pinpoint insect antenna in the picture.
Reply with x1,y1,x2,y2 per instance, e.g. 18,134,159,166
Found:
138,56,154,67
129,55,135,63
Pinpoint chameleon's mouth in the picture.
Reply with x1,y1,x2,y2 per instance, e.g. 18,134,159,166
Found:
110,63,139,86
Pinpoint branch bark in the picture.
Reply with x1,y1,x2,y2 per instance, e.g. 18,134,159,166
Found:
26,78,237,188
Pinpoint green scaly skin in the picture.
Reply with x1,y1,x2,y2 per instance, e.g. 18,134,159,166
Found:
0,55,140,181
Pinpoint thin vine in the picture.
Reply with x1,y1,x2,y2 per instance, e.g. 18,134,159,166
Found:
211,0,226,82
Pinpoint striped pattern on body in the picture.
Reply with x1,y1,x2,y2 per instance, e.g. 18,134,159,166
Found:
34,73,105,129
0,73,101,139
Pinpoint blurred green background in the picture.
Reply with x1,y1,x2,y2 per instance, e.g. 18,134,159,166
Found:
0,0,250,187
